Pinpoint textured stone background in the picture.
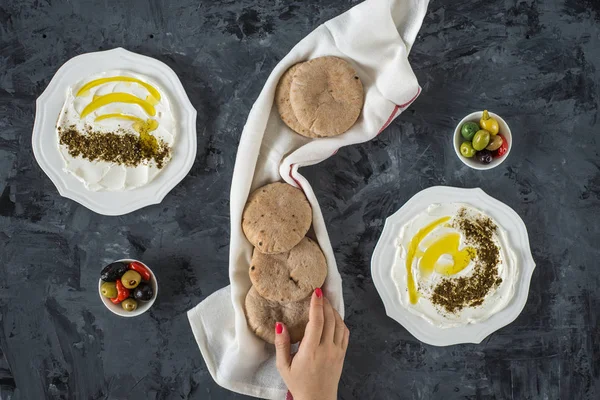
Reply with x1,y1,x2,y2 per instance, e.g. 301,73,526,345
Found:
1,0,599,399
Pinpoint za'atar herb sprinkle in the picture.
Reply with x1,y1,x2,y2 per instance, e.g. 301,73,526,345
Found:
431,208,502,313
58,125,170,168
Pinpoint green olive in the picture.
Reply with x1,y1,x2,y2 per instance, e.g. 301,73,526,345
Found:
121,298,138,312
472,130,491,151
460,142,476,158
100,282,118,298
460,122,479,141
486,134,503,151
121,270,142,289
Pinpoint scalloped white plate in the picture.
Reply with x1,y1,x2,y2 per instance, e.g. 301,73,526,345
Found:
32,47,197,215
371,186,536,346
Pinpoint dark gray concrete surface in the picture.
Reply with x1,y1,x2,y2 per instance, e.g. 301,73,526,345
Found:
1,0,599,399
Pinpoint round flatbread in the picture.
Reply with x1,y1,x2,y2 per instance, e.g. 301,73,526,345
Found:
275,63,320,138
245,286,310,344
242,182,312,254
290,56,364,137
250,236,327,303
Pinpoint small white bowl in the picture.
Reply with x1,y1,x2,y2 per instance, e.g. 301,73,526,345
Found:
453,111,512,170
98,259,158,317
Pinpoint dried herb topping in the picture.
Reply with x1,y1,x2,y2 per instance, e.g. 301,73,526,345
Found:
58,125,170,168
431,208,503,313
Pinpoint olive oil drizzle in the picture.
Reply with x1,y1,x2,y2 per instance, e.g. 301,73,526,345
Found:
76,76,161,100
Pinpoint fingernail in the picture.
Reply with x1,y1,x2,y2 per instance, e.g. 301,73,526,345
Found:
315,288,323,298
275,322,283,335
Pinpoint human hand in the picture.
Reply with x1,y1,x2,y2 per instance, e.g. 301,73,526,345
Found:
275,288,349,400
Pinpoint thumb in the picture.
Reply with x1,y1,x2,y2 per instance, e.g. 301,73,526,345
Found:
274,322,292,375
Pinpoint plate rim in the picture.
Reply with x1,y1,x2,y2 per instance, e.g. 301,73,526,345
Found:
371,186,536,346
31,47,197,216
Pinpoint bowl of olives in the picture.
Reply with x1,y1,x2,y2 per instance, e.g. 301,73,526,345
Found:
453,110,512,170
98,259,158,317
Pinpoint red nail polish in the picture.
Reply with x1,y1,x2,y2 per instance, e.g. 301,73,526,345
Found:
315,288,323,298
276,322,283,335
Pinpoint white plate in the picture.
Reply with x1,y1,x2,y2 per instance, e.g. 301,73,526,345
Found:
371,186,536,346
32,47,197,215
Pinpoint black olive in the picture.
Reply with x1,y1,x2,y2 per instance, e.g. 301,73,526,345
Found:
100,262,128,282
133,282,154,301
476,149,493,164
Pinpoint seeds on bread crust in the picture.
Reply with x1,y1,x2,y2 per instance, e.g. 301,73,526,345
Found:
242,182,312,254
250,237,327,303
275,62,320,138
290,56,364,137
244,286,310,344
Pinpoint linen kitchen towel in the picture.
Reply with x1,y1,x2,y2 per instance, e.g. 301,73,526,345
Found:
188,0,429,398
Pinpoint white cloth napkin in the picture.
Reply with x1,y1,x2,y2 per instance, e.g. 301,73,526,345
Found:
187,0,428,398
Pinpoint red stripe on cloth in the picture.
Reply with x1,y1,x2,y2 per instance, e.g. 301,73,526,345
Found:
289,88,421,185
376,88,421,136
398,87,421,108
377,104,400,135
289,164,303,189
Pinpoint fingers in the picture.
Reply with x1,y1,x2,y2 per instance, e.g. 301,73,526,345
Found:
303,288,324,349
333,307,346,346
302,289,348,349
342,325,350,351
321,297,336,344
274,322,291,376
